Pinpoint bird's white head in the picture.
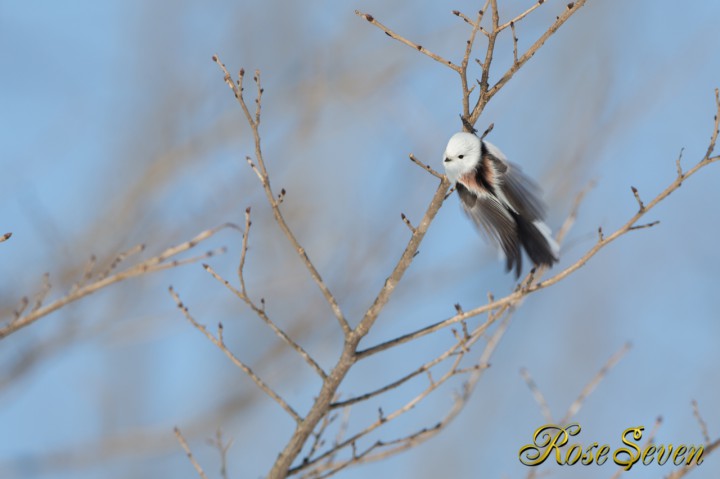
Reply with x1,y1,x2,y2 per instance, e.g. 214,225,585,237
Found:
443,132,481,184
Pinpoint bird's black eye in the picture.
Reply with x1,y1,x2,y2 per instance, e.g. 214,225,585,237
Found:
458,155,464,159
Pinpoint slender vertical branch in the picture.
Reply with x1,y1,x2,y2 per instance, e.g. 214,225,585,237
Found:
213,55,351,336
459,6,488,122
477,0,500,103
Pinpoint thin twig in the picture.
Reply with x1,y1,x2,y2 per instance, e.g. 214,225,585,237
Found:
174,427,209,479
498,1,546,31
12,296,29,320
510,21,519,64
630,186,645,211
31,273,51,313
238,206,252,295
98,243,146,280
628,220,659,231
703,88,720,159
676,147,685,180
204,264,327,379
476,0,500,110
69,254,98,294
520,368,553,423
444,185,456,200
459,7,487,121
452,10,477,28
1,224,234,339
354,11,460,72
409,154,444,179
555,180,596,245
169,286,302,423
400,213,416,234
208,429,234,479
559,342,631,424
304,409,336,464
692,400,711,444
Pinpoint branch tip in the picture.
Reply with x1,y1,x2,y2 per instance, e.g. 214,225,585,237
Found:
631,186,645,210
480,123,494,139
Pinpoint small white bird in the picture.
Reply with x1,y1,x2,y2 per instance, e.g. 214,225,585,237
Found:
443,132,559,278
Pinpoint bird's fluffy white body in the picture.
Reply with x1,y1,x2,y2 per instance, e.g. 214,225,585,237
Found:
443,132,559,277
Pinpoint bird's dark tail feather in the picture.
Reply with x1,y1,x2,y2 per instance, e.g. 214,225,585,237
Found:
512,214,559,278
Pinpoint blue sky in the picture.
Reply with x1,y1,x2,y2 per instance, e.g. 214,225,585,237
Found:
1,1,720,478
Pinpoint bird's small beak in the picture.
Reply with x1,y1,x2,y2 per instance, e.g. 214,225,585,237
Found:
443,157,451,163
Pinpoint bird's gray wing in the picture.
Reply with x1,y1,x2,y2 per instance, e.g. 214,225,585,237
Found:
456,183,522,275
482,152,546,221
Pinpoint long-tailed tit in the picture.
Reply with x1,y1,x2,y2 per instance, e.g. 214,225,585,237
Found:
443,132,559,277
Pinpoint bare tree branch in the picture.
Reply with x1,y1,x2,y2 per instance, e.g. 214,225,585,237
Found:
169,286,302,424
469,0,590,125
184,5,720,477
559,342,631,424
175,427,209,479
267,175,450,478
1,223,234,339
520,367,553,423
203,263,327,379
408,153,444,179
354,11,460,72
692,399,711,444
213,55,351,336
207,429,234,479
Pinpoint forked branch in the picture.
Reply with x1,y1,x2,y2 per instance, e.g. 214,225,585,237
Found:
212,55,351,336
